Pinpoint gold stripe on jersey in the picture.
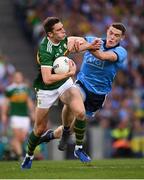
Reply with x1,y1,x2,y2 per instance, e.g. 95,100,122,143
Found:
64,49,69,56
37,52,40,64
9,93,28,102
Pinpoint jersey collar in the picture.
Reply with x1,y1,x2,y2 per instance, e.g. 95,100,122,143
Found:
47,37,60,46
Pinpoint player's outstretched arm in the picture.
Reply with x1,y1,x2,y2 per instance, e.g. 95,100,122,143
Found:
90,50,118,61
67,37,101,53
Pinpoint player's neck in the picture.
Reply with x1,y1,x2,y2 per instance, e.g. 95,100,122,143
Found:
48,37,60,45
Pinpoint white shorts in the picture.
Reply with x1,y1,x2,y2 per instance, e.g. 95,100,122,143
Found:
36,78,76,108
10,116,30,131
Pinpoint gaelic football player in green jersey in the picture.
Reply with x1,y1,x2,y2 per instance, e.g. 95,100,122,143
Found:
1,72,35,160
21,17,99,169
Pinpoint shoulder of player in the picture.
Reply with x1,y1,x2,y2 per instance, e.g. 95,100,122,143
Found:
37,37,53,56
39,37,67,53
39,37,47,46
114,45,127,55
6,83,28,91
6,83,16,91
4,83,17,96
111,45,127,61
103,42,127,53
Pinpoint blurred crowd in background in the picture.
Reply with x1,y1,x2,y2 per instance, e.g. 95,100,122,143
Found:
0,0,144,160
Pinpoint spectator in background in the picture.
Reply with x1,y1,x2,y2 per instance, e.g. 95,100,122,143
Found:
111,118,132,158
0,52,15,106
1,71,35,160
130,119,144,158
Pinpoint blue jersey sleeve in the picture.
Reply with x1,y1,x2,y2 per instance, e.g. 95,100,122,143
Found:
113,46,127,63
85,36,97,43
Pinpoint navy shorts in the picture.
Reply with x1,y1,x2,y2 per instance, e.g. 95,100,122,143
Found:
76,80,106,117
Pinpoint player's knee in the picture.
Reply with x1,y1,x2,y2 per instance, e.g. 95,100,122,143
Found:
34,125,46,136
75,109,85,120
19,134,27,143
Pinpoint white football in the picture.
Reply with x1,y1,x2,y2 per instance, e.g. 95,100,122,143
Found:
53,56,70,74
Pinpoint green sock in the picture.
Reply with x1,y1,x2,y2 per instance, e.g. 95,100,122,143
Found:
74,119,86,146
27,131,40,156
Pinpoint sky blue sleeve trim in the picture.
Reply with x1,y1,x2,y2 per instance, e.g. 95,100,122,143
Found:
85,36,97,43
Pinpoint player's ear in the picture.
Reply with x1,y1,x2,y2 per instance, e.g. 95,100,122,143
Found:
47,32,53,38
121,35,125,41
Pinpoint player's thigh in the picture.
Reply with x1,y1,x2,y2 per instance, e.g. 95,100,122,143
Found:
12,128,28,142
12,128,24,139
60,86,82,103
60,87,85,117
35,89,59,131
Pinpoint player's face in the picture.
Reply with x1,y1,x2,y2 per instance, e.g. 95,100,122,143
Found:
13,72,24,84
50,22,66,43
106,26,124,48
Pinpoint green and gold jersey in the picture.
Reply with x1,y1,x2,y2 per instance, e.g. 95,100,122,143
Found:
5,83,30,116
34,36,69,90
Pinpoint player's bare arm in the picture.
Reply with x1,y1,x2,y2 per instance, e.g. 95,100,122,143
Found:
1,97,9,122
67,37,101,53
1,97,9,134
41,63,76,85
67,59,76,76
90,50,117,61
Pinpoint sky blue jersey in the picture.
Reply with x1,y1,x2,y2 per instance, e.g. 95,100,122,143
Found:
77,36,127,95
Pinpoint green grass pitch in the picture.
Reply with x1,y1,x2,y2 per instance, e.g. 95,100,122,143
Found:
0,159,144,179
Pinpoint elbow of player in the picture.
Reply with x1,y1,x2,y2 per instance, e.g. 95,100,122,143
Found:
43,77,53,85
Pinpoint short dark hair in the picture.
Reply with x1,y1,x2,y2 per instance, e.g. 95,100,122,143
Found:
111,23,126,35
43,17,60,34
